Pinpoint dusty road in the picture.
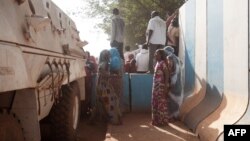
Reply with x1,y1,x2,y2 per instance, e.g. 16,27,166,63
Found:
42,113,199,141
76,113,200,141
76,117,107,141
105,113,200,141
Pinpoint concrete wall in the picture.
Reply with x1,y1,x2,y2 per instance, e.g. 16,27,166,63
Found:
179,0,250,140
130,73,153,113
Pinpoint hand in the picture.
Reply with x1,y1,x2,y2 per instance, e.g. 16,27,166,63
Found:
165,86,170,98
164,87,169,93
164,84,170,93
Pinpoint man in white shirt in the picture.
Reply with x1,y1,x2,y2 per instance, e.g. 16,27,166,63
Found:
146,11,166,73
135,44,149,73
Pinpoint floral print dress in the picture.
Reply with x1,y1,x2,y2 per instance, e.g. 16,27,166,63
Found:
90,61,122,125
151,60,169,126
96,62,122,125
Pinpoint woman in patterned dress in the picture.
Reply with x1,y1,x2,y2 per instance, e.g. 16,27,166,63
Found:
108,48,123,125
90,49,122,125
151,49,170,126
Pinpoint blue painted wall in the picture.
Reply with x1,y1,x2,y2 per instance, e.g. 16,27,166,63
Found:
130,74,153,112
122,73,130,113
183,0,224,131
184,0,196,96
207,0,224,95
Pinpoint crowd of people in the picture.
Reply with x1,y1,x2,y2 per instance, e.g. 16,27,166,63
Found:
83,8,182,127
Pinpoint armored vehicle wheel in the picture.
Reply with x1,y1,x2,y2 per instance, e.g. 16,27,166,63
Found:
49,82,81,141
0,114,25,141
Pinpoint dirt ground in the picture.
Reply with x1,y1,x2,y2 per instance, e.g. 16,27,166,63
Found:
105,113,200,141
40,116,107,141
76,113,200,141
76,116,108,141
41,112,199,141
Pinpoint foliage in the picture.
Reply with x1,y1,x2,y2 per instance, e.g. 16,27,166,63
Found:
84,0,185,49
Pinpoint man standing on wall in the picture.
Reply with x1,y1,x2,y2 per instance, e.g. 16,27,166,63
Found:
110,8,125,60
146,11,166,73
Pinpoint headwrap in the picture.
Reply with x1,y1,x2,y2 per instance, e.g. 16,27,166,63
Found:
164,46,175,57
109,48,121,71
98,49,110,64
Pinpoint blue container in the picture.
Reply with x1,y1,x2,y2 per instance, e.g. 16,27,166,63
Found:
122,73,130,113
130,73,153,113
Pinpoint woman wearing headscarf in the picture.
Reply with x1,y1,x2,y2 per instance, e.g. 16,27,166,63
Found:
151,49,170,126
109,48,124,116
90,49,122,125
164,46,183,121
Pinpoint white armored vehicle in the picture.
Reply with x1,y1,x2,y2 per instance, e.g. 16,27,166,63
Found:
0,0,87,140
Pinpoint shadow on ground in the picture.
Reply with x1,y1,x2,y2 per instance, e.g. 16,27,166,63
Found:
105,113,199,141
77,116,108,141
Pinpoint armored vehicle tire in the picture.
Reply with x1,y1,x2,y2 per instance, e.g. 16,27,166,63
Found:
0,114,25,141
49,82,81,141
